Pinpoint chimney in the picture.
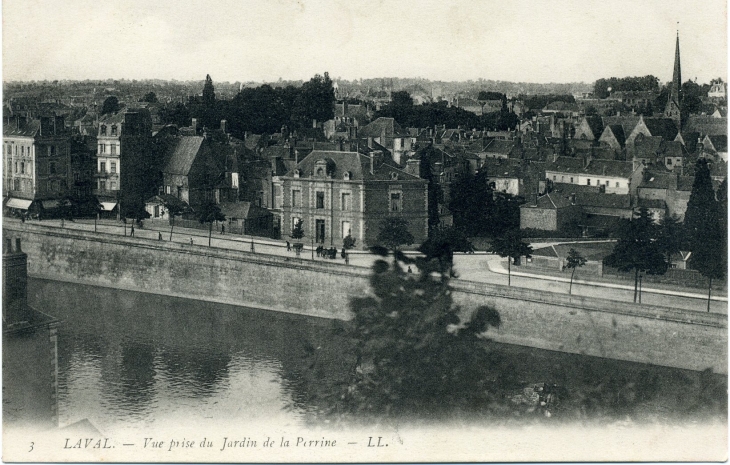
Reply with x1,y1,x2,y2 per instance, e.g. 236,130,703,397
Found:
405,158,421,177
221,119,228,134
570,193,576,205
312,119,318,129
380,127,387,146
191,118,198,133
368,137,374,148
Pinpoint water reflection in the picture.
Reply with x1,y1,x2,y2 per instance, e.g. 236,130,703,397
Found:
26,278,348,434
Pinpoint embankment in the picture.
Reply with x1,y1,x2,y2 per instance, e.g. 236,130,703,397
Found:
4,222,727,374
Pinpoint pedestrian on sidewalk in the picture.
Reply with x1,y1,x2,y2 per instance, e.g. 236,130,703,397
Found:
158,232,162,241
345,253,349,265
190,237,194,245
408,266,412,273
250,240,255,253
286,240,291,252
130,224,135,237
221,224,225,234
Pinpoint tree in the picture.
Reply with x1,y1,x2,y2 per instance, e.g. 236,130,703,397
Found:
565,248,587,295
656,214,683,262
448,171,493,236
198,202,225,246
376,217,414,257
343,234,356,250
337,256,502,419
489,229,533,286
291,218,305,241
141,92,158,103
686,170,726,312
202,74,215,106
603,208,668,303
418,226,473,274
166,201,189,241
101,96,121,115
685,159,718,250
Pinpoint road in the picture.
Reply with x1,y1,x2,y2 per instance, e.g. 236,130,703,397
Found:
11,217,728,314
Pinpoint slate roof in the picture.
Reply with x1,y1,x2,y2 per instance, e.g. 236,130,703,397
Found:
358,117,408,138
483,139,515,155
3,119,41,137
602,115,640,137
641,118,679,141
604,125,626,147
706,135,728,152
638,172,676,190
637,198,667,209
144,193,190,210
585,116,604,139
522,191,575,210
286,150,421,182
677,131,701,153
685,116,728,137
164,136,204,175
575,192,631,209
546,156,635,178
657,140,688,158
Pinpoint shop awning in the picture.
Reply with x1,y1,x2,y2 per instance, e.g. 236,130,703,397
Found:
42,200,59,209
100,202,118,211
6,198,33,210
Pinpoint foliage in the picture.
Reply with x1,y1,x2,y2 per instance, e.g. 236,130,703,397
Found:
376,217,414,253
448,171,492,236
290,218,305,241
343,234,357,250
418,226,473,273
101,96,121,115
518,94,576,109
478,91,505,101
593,75,659,99
202,74,216,106
684,159,718,250
374,98,518,132
656,214,683,262
490,228,533,264
291,72,335,127
416,146,445,229
680,80,710,121
141,92,158,103
334,257,502,418
603,208,667,302
565,248,587,295
198,201,226,245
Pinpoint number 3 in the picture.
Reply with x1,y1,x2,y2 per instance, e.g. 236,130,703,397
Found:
29,442,34,452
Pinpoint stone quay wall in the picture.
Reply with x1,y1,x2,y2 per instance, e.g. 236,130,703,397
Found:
4,222,726,374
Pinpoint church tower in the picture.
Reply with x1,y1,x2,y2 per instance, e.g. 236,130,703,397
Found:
664,32,682,124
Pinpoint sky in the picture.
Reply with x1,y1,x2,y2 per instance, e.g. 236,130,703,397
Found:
2,0,728,84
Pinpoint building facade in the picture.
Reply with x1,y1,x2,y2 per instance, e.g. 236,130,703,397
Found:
3,116,71,215
274,150,428,248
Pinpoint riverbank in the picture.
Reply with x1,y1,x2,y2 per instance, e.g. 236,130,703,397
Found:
4,221,727,374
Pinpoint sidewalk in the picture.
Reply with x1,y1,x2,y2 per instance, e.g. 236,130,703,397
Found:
487,258,728,302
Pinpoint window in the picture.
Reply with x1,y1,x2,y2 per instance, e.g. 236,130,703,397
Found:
343,171,351,180
341,192,351,211
111,162,117,173
20,162,24,174
390,192,402,212
49,146,56,156
342,221,351,238
49,162,56,174
110,181,117,190
587,179,591,185
165,185,171,195
99,144,105,154
291,217,301,232
553,175,556,181
6,145,10,155
570,177,574,183
615,182,620,188
666,158,672,165
21,146,24,156
13,179,19,190
292,189,301,207
316,191,325,209
101,125,107,136
99,180,106,190
100,162,106,173
14,162,18,173
74,172,80,182
561,176,564,182
111,145,117,155
111,125,118,136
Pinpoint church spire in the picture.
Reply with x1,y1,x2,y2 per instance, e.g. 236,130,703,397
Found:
664,29,682,124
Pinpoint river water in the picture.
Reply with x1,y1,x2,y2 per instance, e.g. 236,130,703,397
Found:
10,278,727,438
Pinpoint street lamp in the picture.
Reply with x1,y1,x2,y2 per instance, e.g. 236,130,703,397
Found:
311,236,314,260
638,274,643,304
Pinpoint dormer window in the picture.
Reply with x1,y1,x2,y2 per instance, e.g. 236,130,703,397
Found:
317,168,324,176
111,125,118,136
390,172,398,180
343,171,351,180
294,169,300,178
101,125,107,136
